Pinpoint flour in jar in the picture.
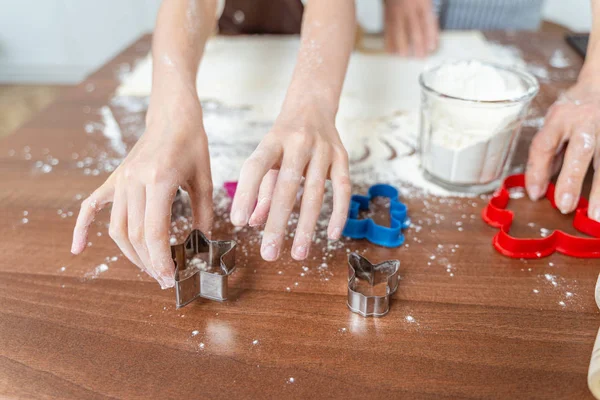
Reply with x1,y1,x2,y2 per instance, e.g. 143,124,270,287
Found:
420,60,536,189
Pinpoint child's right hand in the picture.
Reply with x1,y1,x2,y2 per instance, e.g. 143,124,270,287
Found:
71,89,213,289
230,99,351,262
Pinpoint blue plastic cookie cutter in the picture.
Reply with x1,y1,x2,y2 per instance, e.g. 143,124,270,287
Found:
342,184,410,248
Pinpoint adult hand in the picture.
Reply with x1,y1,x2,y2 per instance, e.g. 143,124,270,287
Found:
71,89,214,288
384,0,439,58
526,81,600,222
230,101,351,262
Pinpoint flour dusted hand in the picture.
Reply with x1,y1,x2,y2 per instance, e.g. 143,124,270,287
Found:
230,102,350,262
526,82,600,222
229,0,355,262
71,0,221,288
71,90,213,289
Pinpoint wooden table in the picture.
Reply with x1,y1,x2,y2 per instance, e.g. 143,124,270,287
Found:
1,32,598,399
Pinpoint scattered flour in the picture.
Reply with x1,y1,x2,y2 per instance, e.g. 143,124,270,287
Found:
99,106,127,156
508,187,526,199
549,49,571,69
523,116,545,129
84,263,109,280
188,255,208,271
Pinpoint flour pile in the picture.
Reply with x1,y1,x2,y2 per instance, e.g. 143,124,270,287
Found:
420,60,536,186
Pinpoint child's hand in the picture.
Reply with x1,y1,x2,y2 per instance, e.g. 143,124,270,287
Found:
384,0,439,58
230,102,351,261
526,81,600,222
71,92,213,288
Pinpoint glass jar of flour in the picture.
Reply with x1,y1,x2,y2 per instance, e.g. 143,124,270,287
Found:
419,60,539,193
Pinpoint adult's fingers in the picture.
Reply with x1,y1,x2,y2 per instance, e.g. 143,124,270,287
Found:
261,150,310,261
145,184,177,289
127,183,157,283
385,5,409,56
384,7,400,53
328,147,351,240
525,107,566,201
292,151,330,260
249,169,278,227
407,6,426,57
384,22,398,53
72,180,115,254
554,129,596,214
394,11,410,56
108,186,144,271
421,0,439,53
231,142,282,227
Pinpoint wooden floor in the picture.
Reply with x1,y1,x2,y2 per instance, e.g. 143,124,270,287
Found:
0,33,598,399
0,85,66,138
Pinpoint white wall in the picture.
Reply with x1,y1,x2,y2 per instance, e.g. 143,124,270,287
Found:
0,0,593,84
543,0,592,31
0,0,161,83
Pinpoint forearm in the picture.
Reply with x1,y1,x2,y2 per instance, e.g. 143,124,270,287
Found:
151,0,219,101
282,0,356,117
579,0,600,84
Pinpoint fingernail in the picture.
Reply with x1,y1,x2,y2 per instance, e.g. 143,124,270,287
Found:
292,243,308,260
329,227,342,240
249,199,268,226
527,185,542,201
261,240,279,261
248,213,263,227
590,206,600,222
71,237,84,254
160,275,175,289
559,193,575,214
231,209,248,226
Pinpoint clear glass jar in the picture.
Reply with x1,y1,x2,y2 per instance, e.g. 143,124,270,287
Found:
419,61,539,194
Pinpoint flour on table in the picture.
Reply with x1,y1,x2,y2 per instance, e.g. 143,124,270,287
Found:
84,263,109,280
116,32,526,197
549,49,571,69
99,106,127,156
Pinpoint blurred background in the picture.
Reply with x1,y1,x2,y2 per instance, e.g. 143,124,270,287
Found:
0,0,592,137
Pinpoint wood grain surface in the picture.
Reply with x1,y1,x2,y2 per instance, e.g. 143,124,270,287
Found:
1,32,598,400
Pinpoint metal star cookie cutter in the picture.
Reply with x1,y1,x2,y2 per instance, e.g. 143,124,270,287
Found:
170,230,236,308
347,253,400,317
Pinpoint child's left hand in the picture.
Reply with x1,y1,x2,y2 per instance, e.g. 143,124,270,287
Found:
230,101,351,261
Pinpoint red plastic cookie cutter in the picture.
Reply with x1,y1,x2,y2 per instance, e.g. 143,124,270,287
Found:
481,174,600,258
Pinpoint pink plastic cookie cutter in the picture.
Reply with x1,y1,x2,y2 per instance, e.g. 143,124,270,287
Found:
224,181,237,198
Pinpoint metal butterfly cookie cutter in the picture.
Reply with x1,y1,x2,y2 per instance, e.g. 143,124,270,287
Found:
347,252,400,317
170,230,236,308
